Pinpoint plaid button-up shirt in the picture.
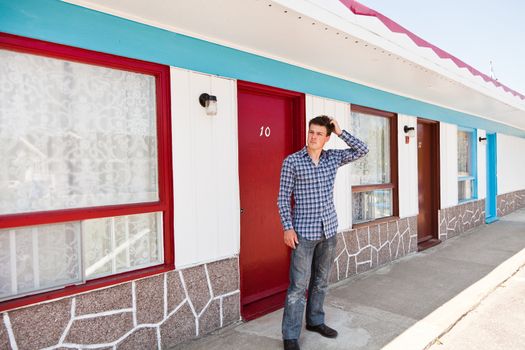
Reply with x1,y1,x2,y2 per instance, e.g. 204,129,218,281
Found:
277,130,369,240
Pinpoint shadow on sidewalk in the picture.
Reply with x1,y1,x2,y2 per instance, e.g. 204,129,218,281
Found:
173,209,525,350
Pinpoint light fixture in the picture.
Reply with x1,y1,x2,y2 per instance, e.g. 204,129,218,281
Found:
404,125,416,138
479,136,487,145
199,93,218,116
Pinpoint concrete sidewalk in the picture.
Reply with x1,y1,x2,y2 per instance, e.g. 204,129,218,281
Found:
174,209,525,350
428,265,525,350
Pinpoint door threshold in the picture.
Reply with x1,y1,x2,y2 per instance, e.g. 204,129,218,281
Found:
418,238,441,252
242,290,287,321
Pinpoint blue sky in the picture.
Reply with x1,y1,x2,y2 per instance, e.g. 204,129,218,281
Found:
358,0,525,95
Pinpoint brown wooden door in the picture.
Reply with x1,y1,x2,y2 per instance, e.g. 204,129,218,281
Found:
237,81,305,320
417,119,440,250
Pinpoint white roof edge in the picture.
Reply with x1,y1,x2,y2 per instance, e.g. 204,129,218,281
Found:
271,0,525,112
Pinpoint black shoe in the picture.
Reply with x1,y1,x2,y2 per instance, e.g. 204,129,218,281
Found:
283,339,300,350
305,323,338,338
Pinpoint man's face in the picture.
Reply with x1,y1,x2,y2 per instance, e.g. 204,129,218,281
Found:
307,124,330,151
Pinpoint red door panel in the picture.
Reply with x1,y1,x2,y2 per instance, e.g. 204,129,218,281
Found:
238,81,304,320
417,119,440,249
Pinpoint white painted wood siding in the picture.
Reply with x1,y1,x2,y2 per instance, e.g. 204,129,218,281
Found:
497,133,525,194
440,122,459,208
171,68,240,268
477,129,487,199
397,115,418,218
306,95,352,230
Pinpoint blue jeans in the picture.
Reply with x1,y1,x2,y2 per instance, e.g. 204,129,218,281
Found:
282,234,337,340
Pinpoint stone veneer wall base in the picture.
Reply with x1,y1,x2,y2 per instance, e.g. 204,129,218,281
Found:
497,189,525,217
0,257,240,350
438,199,486,241
330,216,418,284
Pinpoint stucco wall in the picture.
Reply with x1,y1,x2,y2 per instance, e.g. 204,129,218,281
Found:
440,122,459,209
397,114,419,218
477,129,487,199
497,133,525,195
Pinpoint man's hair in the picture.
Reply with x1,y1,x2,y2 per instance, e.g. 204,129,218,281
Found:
309,115,335,136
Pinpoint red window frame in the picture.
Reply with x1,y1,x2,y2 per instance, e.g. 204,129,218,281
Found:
351,104,399,227
0,33,174,312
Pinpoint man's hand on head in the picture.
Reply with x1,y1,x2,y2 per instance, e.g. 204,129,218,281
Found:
284,229,299,249
330,118,342,136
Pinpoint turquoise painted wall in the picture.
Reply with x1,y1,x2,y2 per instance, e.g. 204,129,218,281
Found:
1,0,524,138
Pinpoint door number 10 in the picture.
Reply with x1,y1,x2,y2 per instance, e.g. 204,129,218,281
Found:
259,126,271,137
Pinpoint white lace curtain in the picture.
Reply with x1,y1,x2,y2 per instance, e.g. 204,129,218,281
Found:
0,49,163,300
0,212,162,300
350,111,390,185
0,49,159,215
350,111,392,223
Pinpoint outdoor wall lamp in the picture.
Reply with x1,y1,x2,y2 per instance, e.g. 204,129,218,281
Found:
199,93,218,116
479,136,487,145
403,125,416,138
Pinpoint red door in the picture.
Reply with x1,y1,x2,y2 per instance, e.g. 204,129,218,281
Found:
417,119,440,250
238,81,305,320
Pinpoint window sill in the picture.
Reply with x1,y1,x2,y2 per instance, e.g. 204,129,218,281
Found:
0,263,174,313
352,216,400,229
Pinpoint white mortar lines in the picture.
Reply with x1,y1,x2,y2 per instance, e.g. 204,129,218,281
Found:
170,298,188,318
3,313,18,350
57,323,161,349
57,298,76,346
44,297,142,350
334,232,348,280
156,326,161,350
132,281,137,327
220,290,240,298
219,297,224,327
5,260,241,350
163,273,168,320
75,308,133,320
400,231,406,255
204,264,214,298
394,221,401,259
213,290,240,324
197,266,215,322
342,229,348,252
335,257,340,280
345,254,351,278
197,299,213,319
178,270,198,336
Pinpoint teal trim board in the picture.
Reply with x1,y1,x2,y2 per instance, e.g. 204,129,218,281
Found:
2,0,525,138
485,133,499,223
472,129,478,200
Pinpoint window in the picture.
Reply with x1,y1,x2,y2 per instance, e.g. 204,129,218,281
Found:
350,105,398,224
457,128,477,202
0,34,173,307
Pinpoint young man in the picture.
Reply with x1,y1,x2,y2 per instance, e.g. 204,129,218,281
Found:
277,115,369,350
